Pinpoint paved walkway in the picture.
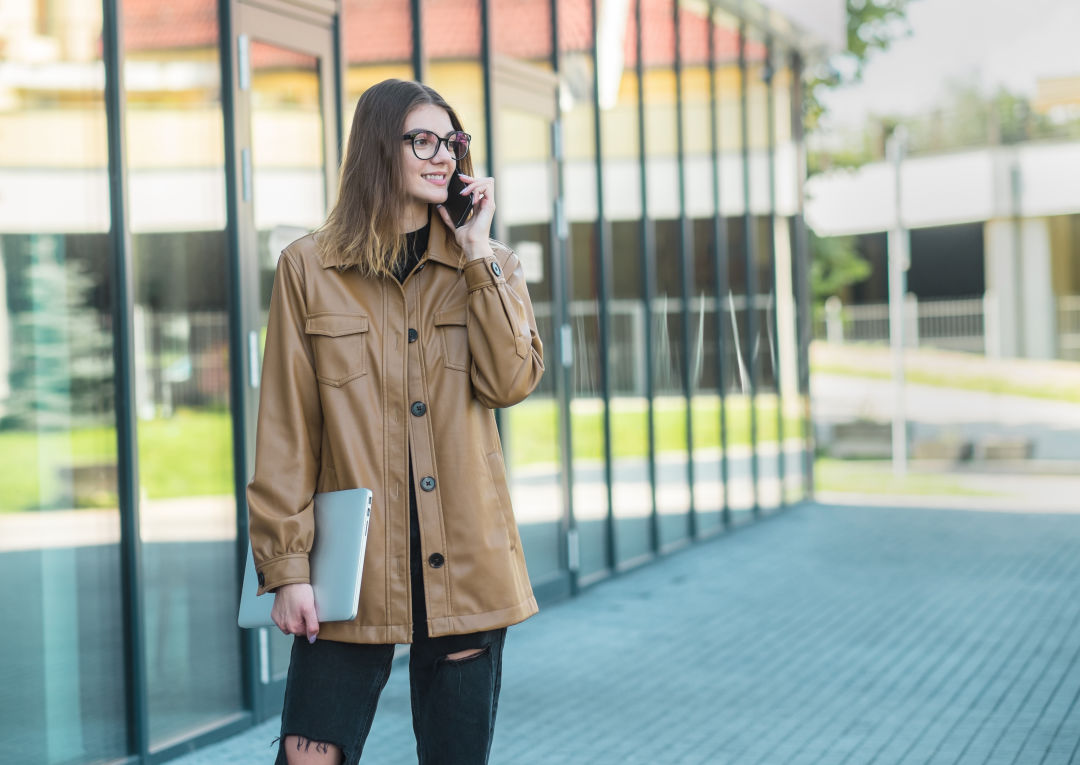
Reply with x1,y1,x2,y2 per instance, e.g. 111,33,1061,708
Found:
169,501,1080,764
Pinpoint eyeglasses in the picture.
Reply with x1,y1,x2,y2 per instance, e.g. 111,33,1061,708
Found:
402,129,471,161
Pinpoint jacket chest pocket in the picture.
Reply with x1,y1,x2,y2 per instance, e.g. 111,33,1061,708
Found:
305,312,369,387
434,306,469,372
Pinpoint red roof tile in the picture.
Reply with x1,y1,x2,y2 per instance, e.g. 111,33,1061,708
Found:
121,0,759,68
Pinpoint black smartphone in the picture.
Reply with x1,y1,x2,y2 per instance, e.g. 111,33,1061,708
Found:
443,170,474,228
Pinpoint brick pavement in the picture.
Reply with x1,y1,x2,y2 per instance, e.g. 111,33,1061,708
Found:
168,502,1080,764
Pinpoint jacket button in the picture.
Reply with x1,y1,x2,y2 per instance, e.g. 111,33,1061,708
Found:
428,553,445,568
257,571,265,587
411,401,427,417
490,261,502,277
420,476,436,492
408,328,418,343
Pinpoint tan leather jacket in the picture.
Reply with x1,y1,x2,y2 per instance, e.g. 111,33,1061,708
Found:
246,218,543,643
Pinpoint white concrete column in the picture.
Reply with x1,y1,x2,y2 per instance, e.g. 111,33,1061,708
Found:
983,217,1056,359
984,219,1021,358
1021,217,1056,359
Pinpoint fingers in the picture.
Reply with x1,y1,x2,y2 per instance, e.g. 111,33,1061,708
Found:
455,174,494,205
301,602,319,643
270,583,319,640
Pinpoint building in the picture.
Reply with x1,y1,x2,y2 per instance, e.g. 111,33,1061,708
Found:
0,0,839,761
806,76,1080,360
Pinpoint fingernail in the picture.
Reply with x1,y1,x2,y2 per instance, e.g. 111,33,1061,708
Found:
308,634,316,644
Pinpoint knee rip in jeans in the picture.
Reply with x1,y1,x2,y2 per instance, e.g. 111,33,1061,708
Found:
445,646,487,662
279,735,342,763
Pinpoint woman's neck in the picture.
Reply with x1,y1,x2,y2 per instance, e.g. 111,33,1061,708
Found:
401,202,429,233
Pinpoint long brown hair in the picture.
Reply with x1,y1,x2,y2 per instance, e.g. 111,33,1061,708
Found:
317,79,473,276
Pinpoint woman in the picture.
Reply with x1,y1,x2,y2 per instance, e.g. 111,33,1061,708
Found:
246,79,544,765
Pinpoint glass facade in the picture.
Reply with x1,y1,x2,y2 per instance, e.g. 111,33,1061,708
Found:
0,0,820,759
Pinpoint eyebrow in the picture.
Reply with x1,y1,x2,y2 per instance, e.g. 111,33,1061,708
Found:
404,128,460,137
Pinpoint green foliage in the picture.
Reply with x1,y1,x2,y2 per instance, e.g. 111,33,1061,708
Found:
809,231,872,302
805,0,916,132
3,235,114,431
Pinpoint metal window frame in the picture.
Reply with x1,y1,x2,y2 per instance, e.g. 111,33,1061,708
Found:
707,5,733,530
543,0,581,592
633,0,660,554
102,0,149,757
587,0,618,574
790,51,814,499
737,20,761,516
764,35,786,508
672,0,698,541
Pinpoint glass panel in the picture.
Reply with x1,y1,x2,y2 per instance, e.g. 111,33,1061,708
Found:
680,1,722,533
643,0,691,548
770,52,805,504
497,99,564,587
425,0,487,174
726,215,756,520
721,16,754,521
343,0,413,136
746,30,780,511
0,2,128,761
248,40,328,679
557,0,609,581
494,0,552,60
604,6,652,567
122,0,243,745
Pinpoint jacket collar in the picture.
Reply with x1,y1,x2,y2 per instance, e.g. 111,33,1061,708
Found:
318,210,463,271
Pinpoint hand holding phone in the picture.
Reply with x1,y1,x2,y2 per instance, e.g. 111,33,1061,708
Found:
442,170,474,228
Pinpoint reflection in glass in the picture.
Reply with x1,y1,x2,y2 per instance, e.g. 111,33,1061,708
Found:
248,40,329,680
681,0,723,534
425,0,487,174
559,1,610,583
0,2,128,761
343,0,413,135
603,6,653,566
644,0,692,549
123,0,244,744
498,99,564,588
746,29,780,512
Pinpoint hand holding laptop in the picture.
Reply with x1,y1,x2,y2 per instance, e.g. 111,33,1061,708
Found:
272,582,319,643
238,487,373,632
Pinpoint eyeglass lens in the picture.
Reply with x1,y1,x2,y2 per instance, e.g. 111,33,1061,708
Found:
411,131,469,160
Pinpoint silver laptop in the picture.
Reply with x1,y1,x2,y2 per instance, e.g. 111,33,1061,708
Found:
238,487,373,629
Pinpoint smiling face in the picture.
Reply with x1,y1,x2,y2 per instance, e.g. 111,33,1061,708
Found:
401,103,457,231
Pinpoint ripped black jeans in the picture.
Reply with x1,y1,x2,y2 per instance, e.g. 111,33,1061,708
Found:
275,468,506,765
275,627,506,765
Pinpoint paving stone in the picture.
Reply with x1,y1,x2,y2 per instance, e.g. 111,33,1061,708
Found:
166,502,1080,765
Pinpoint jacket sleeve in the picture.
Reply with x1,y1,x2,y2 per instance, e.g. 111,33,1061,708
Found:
464,245,545,409
245,250,322,595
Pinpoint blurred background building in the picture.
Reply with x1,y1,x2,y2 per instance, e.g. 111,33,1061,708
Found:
0,0,841,761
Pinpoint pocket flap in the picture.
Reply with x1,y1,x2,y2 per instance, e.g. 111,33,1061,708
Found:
304,313,369,337
434,306,468,327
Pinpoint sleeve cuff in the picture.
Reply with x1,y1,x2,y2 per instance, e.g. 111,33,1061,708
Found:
464,255,505,291
255,552,310,595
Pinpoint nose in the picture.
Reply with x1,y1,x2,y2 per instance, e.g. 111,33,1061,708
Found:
433,139,455,163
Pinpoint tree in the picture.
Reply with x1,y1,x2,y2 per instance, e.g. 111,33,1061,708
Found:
3,235,114,431
809,231,872,302
806,0,916,301
805,0,916,131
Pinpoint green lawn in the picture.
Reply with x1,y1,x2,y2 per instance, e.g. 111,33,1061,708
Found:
506,395,805,467
1,396,806,512
814,458,996,497
0,408,233,512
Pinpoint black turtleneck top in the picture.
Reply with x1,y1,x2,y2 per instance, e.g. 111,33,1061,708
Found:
394,220,430,284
